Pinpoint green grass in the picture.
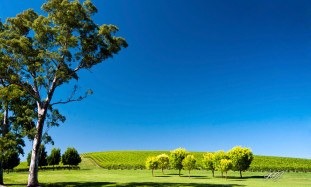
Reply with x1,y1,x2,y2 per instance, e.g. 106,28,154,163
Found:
3,166,311,186
82,151,311,171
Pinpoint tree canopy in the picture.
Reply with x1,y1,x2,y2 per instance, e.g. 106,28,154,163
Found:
182,154,196,179
202,152,215,177
170,148,187,177
145,156,158,177
0,0,127,186
62,147,81,167
228,146,253,178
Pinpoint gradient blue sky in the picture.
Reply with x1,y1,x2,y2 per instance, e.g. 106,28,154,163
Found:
1,0,311,161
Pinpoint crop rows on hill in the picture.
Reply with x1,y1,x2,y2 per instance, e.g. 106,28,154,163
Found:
82,151,311,172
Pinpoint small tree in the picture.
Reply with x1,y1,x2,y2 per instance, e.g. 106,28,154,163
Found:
170,148,187,176
47,148,61,170
213,150,228,178
2,151,20,173
228,146,253,178
219,159,232,180
62,147,81,169
157,154,169,175
182,155,196,179
145,156,158,177
27,151,32,166
202,152,215,177
38,144,48,168
27,145,48,168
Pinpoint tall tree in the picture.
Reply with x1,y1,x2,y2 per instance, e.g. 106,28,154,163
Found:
227,146,253,178
170,148,188,177
0,0,127,186
62,147,81,169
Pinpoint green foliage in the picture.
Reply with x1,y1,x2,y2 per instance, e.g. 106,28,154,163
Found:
81,151,311,172
228,146,253,173
27,151,31,166
219,159,233,173
62,147,81,167
47,148,61,166
27,145,48,167
15,161,79,172
202,152,215,177
157,154,169,173
0,0,127,184
213,151,228,171
182,155,196,171
38,144,48,167
170,148,188,172
145,156,158,170
2,150,20,171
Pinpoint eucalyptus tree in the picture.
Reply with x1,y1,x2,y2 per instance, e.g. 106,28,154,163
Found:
0,0,127,186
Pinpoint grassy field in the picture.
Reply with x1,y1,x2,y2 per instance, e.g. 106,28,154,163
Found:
82,151,311,171
2,157,311,187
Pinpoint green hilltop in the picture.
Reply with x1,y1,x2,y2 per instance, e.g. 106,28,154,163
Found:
81,151,311,172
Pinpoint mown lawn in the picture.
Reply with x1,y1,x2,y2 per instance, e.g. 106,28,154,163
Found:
3,167,311,186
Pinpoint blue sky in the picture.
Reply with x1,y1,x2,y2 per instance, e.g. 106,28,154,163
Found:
1,0,311,160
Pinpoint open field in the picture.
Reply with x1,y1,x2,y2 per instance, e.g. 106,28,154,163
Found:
3,166,311,186
82,151,311,171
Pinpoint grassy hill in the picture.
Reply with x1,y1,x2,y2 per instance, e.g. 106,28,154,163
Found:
82,151,311,172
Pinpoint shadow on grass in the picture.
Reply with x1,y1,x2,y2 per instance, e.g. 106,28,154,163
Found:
181,175,208,178
213,175,263,180
113,182,245,187
155,175,171,177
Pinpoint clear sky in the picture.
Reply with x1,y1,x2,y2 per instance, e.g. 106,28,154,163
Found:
1,0,311,161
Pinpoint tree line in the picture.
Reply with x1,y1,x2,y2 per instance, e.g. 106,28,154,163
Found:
26,146,81,170
146,146,253,179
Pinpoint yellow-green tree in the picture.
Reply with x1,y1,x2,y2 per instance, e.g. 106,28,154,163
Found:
182,155,196,179
213,150,228,177
170,148,188,176
228,146,253,178
219,159,232,180
145,156,158,177
202,152,215,177
157,154,169,175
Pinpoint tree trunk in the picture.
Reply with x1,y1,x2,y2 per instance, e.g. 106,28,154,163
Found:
0,161,3,185
0,104,9,185
240,170,242,178
221,171,223,178
162,168,163,175
152,169,153,177
212,170,214,178
226,171,227,180
179,169,181,177
27,107,46,187
188,169,190,179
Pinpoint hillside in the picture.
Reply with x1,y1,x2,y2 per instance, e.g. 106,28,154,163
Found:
82,151,311,172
